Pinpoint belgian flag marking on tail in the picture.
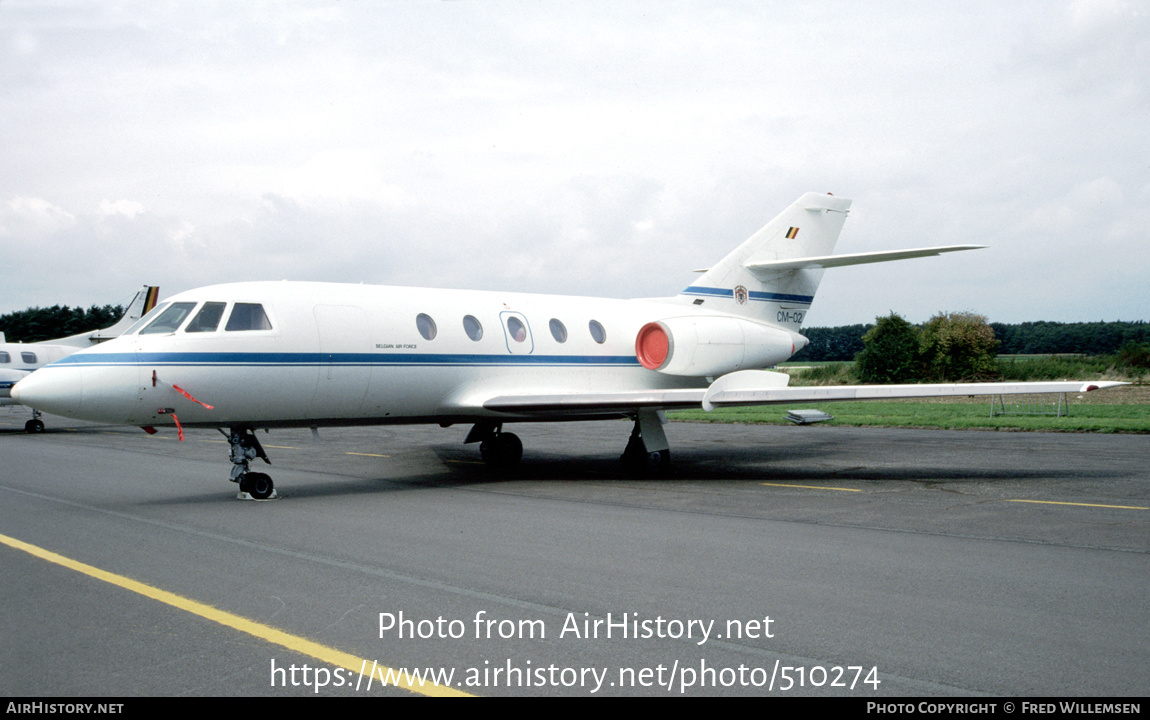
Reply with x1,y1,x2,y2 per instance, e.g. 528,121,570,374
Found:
144,286,161,313
785,227,799,239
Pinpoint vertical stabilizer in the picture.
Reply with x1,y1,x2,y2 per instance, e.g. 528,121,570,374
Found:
678,193,851,332
49,285,160,347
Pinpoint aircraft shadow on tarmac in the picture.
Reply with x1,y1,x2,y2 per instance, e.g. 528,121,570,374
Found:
7,420,1121,503
429,445,1105,484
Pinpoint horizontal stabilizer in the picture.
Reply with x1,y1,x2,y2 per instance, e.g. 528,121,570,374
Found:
744,245,984,277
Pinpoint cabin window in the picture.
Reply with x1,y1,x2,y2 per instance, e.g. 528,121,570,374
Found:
463,315,483,341
185,302,227,333
21,352,37,364
140,302,198,334
549,319,567,343
416,313,437,341
0,352,9,363
225,303,273,331
589,320,606,344
506,316,527,343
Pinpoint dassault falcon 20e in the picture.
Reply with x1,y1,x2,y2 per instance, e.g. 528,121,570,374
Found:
13,193,1122,498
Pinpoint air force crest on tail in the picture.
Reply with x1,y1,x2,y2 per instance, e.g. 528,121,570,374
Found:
734,285,749,305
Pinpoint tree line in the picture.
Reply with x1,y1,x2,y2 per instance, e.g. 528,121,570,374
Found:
796,312,1150,383
0,304,125,343
795,319,1150,362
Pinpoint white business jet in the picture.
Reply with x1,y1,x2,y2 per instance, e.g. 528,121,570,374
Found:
11,194,1122,498
1,286,158,432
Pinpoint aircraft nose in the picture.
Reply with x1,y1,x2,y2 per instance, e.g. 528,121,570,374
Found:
11,365,84,417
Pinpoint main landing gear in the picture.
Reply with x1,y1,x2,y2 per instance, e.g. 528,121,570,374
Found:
222,427,276,500
620,409,671,475
465,422,523,470
466,409,672,475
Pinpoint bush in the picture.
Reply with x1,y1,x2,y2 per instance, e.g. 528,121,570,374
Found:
855,313,920,383
918,312,1000,382
1115,341,1150,370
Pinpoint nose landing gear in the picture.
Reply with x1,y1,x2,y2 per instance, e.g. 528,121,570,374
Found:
24,410,45,434
222,427,276,500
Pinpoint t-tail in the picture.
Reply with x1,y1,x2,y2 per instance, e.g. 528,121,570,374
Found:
678,192,984,335
678,192,852,334
51,285,160,348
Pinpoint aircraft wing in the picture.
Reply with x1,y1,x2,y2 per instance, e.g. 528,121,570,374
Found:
700,371,1127,411
482,388,707,416
479,372,1126,417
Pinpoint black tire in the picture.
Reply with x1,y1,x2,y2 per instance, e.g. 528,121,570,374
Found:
25,419,45,434
646,449,671,475
244,472,275,499
500,433,523,467
481,433,522,469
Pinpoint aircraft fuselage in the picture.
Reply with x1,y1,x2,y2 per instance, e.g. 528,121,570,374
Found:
15,281,801,430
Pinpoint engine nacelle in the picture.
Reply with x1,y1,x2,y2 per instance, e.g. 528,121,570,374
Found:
635,316,801,377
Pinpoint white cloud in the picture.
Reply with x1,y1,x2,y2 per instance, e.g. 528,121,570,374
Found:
0,1,1146,326
98,199,145,219
2,196,76,236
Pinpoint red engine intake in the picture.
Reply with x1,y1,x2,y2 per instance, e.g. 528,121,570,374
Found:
635,322,671,370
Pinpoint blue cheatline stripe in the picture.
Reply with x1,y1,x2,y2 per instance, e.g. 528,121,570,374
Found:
749,291,813,304
50,352,642,368
681,286,733,298
681,286,814,304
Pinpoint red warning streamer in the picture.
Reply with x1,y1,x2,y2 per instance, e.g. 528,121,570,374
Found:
149,371,212,442
155,410,185,441
170,412,185,442
171,384,214,410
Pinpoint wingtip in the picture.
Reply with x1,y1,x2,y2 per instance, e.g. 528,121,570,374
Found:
1081,381,1130,392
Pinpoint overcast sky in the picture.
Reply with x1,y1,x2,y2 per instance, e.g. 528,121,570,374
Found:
2,1,1147,327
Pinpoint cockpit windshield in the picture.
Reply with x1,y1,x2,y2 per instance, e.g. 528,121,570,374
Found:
139,302,198,335
225,303,273,331
185,302,227,333
125,300,272,335
124,302,169,335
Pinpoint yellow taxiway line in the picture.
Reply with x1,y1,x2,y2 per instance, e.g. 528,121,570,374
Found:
1006,499,1147,511
0,531,470,697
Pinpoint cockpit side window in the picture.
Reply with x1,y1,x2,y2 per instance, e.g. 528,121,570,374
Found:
139,302,198,335
185,302,227,333
0,351,9,363
125,302,169,335
225,303,273,331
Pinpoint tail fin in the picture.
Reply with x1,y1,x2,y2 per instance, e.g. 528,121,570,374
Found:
678,193,851,332
51,285,160,347
91,285,159,341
